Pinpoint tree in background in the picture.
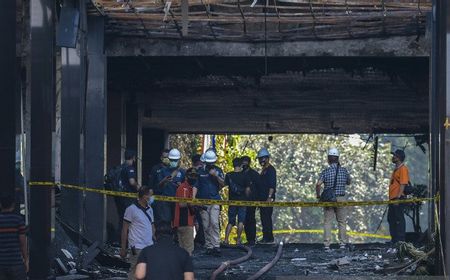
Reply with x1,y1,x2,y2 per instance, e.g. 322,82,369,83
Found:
170,134,429,243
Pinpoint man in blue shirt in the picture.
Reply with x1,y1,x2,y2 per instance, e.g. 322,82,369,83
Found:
193,149,224,256
156,148,185,222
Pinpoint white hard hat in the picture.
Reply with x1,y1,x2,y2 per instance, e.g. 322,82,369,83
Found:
200,153,206,162
257,148,270,158
328,147,340,157
204,150,217,163
168,148,181,160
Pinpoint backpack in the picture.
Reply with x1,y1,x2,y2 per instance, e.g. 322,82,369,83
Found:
104,164,125,192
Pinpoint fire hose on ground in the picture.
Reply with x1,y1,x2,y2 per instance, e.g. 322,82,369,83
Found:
210,244,253,280
247,242,284,280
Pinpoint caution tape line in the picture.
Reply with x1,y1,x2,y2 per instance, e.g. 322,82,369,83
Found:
267,229,390,240
29,181,435,208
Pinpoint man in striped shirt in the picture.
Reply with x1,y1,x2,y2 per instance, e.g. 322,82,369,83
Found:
0,194,28,280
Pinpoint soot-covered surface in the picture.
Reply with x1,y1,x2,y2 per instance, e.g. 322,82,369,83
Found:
193,243,399,279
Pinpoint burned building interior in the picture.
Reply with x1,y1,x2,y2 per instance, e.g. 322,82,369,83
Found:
2,0,450,279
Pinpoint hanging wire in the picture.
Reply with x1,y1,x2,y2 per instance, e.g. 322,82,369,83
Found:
264,0,268,75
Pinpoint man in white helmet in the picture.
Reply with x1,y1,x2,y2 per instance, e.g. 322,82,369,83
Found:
315,148,351,251
156,148,186,222
193,149,225,256
256,148,276,244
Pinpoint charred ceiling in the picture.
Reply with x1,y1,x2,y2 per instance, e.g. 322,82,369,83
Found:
108,57,429,134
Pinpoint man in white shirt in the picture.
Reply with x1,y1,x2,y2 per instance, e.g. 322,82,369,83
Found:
120,187,155,279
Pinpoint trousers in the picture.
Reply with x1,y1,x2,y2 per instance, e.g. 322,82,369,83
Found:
323,195,348,247
200,205,220,249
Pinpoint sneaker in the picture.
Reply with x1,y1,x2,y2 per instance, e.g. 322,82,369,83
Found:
339,244,346,250
324,246,332,252
258,238,275,244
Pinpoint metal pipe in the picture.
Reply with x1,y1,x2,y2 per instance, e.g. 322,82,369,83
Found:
210,245,253,280
247,242,284,280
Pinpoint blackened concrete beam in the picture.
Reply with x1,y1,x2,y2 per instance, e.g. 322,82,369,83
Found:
106,35,430,57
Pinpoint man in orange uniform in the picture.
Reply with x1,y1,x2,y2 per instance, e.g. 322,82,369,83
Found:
173,168,197,255
387,149,409,245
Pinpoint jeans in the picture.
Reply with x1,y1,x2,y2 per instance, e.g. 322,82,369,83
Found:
228,206,247,225
0,265,27,280
387,203,406,244
323,195,348,247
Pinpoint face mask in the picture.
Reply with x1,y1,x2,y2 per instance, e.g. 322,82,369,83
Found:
258,158,267,166
162,158,170,166
169,161,179,168
242,164,249,171
147,196,155,206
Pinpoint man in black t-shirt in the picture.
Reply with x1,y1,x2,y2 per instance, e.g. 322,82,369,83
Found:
135,221,194,280
256,148,276,244
224,158,250,245
241,156,260,245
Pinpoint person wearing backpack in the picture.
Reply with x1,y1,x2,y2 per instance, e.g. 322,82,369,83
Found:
107,149,141,242
224,158,250,245
315,148,351,251
156,148,186,222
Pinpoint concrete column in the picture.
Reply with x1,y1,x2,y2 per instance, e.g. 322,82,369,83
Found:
0,0,17,196
29,0,54,278
60,0,86,232
84,16,107,244
432,0,450,274
106,91,124,242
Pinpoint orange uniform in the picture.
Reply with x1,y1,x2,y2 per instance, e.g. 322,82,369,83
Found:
173,182,194,227
389,164,409,200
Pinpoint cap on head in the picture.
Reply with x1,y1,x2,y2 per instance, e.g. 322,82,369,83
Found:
257,148,270,158
391,149,406,162
204,150,217,163
328,148,339,157
186,167,199,179
168,148,181,160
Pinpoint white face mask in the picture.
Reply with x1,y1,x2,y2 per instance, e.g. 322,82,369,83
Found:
169,161,179,168
147,196,155,206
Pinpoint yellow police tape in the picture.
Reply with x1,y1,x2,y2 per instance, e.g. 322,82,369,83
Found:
32,181,398,240
269,229,391,240
29,181,436,208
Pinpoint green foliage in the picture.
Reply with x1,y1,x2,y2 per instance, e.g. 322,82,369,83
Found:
170,134,429,243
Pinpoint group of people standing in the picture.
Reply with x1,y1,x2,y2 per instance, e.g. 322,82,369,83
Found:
114,146,411,279
116,147,277,279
